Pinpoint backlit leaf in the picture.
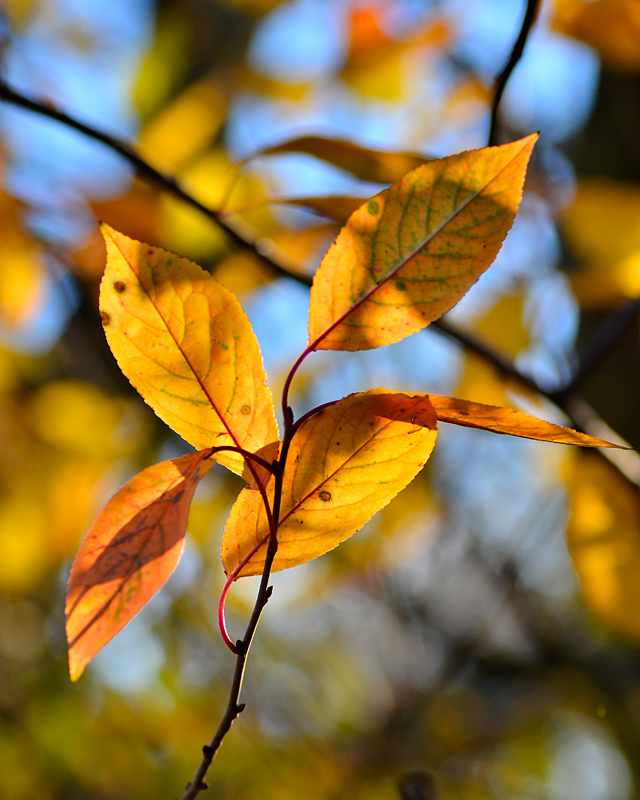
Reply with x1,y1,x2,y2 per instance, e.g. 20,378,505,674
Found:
221,390,437,578
307,134,538,352
429,395,625,448
99,225,279,478
66,450,214,681
251,135,431,184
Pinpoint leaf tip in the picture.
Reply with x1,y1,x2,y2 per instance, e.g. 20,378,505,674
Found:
68,653,85,682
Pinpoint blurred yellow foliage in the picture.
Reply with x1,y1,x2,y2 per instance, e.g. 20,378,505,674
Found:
454,294,529,407
28,379,147,458
567,451,640,642
562,178,640,305
0,191,47,329
473,293,529,359
553,0,640,72
0,493,49,592
341,8,450,100
133,15,191,119
0,0,40,28
139,81,226,172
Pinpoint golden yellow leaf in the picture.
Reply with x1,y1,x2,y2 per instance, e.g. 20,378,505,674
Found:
221,390,437,578
308,134,538,352
429,395,624,448
99,225,279,478
567,451,640,642
66,450,215,681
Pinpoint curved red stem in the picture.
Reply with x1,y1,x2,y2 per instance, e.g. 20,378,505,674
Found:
217,536,269,654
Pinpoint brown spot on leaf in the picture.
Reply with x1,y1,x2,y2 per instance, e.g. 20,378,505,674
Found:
100,311,110,326
113,281,126,293
240,405,251,415
319,490,331,502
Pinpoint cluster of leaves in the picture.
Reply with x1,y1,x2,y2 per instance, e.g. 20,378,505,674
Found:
65,134,619,724
4,1,640,798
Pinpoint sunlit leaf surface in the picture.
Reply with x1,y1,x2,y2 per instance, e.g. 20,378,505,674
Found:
429,395,624,448
308,134,538,352
221,390,437,577
99,225,279,478
66,449,215,681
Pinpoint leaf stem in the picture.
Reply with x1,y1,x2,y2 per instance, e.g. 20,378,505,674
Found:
218,535,269,654
206,445,276,475
179,538,277,800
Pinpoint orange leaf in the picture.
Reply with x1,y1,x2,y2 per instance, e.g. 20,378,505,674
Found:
221,390,437,578
66,450,214,681
99,225,279,479
429,395,626,448
250,135,431,184
308,134,538,352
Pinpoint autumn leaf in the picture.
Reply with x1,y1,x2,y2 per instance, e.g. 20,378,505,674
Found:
429,395,626,448
99,225,279,479
66,449,215,681
249,135,431,184
221,390,437,578
308,134,538,352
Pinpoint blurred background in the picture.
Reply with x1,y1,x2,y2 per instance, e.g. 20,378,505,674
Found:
0,0,640,797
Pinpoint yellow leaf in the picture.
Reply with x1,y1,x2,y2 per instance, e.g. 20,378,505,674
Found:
66,450,215,681
221,390,437,578
429,395,624,448
567,451,640,642
308,134,538,352
99,225,279,478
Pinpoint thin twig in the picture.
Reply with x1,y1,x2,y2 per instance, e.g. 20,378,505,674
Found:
488,0,541,147
179,541,277,800
0,79,293,279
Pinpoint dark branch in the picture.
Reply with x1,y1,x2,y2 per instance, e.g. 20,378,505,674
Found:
0,79,293,280
0,77,636,491
488,0,541,147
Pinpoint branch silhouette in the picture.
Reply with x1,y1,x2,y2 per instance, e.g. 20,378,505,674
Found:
488,0,541,147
